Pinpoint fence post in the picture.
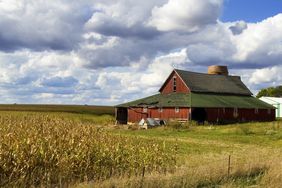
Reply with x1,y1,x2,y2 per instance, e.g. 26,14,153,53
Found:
227,155,231,178
142,166,145,178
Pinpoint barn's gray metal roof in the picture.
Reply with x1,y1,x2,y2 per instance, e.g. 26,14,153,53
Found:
173,69,252,95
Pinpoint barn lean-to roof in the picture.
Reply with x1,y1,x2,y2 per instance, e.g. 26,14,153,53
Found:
159,69,252,96
117,92,275,109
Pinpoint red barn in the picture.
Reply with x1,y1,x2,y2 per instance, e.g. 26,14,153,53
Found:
116,66,275,124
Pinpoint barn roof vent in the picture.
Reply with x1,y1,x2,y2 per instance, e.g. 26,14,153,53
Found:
208,65,229,76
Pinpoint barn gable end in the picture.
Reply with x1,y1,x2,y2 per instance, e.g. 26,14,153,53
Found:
159,70,190,94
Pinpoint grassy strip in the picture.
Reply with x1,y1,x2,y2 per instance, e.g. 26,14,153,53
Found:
0,104,115,115
116,121,282,147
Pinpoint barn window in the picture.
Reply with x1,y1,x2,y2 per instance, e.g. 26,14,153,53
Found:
233,108,238,118
143,107,147,113
267,109,271,114
173,76,177,92
175,107,179,113
158,107,163,113
255,108,259,114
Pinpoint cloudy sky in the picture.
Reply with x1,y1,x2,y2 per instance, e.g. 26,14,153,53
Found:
0,0,282,105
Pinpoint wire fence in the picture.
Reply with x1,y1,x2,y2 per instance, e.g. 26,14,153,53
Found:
141,154,271,179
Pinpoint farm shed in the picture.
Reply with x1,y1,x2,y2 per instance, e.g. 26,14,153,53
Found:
259,97,282,118
116,66,275,124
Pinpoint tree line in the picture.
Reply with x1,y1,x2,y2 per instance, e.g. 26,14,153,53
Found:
256,86,282,98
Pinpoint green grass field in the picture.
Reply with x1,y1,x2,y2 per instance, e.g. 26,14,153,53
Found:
0,105,281,187
103,121,281,187
0,104,115,115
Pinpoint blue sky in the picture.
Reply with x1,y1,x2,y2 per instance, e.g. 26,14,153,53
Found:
222,0,282,22
0,0,281,105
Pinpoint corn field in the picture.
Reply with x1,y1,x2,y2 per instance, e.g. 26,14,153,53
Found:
0,112,176,187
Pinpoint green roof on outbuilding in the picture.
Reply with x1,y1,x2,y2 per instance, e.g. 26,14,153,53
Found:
116,92,275,109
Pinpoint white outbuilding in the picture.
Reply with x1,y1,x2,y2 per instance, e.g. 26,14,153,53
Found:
259,97,282,118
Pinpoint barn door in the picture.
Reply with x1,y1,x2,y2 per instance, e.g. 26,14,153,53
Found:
192,108,207,124
116,107,128,124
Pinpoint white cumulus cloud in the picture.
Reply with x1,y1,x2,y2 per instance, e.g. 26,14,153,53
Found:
148,0,223,32
0,1,281,105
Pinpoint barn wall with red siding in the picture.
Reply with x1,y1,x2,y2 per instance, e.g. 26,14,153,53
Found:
205,108,275,122
160,71,189,94
128,107,275,123
128,108,148,123
128,107,189,123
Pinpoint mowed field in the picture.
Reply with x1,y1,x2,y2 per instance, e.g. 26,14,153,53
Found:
0,105,281,187
0,104,115,115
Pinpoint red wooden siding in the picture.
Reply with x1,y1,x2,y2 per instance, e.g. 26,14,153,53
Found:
127,108,148,123
160,71,189,94
127,107,275,123
205,108,275,122
128,107,189,123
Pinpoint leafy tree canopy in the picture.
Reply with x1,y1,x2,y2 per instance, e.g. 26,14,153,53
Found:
256,86,282,98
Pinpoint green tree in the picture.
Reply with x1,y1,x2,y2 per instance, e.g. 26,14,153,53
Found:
256,86,282,98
